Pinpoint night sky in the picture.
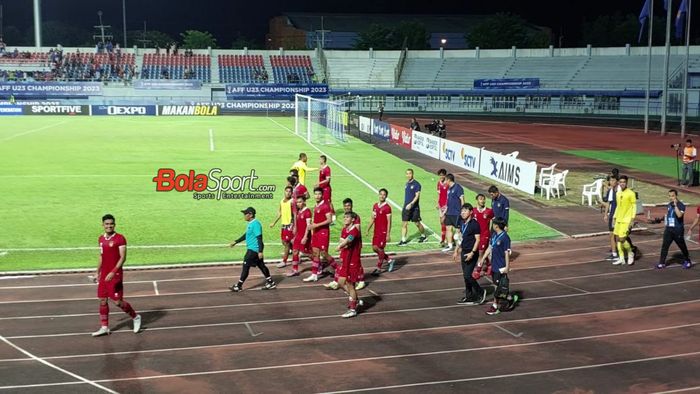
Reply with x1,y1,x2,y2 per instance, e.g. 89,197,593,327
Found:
0,0,695,47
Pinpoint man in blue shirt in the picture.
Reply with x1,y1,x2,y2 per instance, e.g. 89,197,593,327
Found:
488,186,510,225
656,190,692,269
229,207,277,292
478,217,519,315
399,169,428,246
443,174,465,252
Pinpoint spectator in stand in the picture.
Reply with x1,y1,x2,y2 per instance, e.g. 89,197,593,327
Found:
410,118,421,131
106,41,113,53
172,43,178,56
165,44,170,56
437,119,447,138
155,45,161,55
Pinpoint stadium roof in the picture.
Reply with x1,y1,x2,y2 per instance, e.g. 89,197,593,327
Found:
283,13,486,33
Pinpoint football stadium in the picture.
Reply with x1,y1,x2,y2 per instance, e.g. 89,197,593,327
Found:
1,0,700,392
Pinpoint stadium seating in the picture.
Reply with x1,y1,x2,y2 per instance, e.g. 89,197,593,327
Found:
0,51,50,65
61,52,136,81
270,55,316,84
141,54,211,82
218,55,267,84
568,55,686,89
399,58,514,88
326,57,398,88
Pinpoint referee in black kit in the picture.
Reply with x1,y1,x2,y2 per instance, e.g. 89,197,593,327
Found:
453,203,487,305
229,207,277,292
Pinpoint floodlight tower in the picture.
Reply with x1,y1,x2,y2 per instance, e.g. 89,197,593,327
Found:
33,0,42,48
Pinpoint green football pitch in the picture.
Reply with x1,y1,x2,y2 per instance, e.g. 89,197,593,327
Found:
0,116,559,272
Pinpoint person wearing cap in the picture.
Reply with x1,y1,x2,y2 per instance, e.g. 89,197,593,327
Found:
229,207,277,292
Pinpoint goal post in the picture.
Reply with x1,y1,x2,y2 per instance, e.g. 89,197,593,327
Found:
294,94,349,145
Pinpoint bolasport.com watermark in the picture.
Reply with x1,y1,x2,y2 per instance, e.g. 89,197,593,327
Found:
152,168,276,200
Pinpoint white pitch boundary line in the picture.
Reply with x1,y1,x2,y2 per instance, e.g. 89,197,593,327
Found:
209,128,215,152
321,351,700,394
0,334,117,393
5,324,700,389
655,386,700,394
0,120,70,143
0,264,663,319
5,278,700,340
267,117,441,242
2,299,698,363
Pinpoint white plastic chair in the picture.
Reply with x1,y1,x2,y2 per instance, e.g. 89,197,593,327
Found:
557,169,569,196
581,178,604,206
541,173,563,200
538,163,557,197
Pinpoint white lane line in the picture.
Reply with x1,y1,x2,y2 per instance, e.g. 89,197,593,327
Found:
0,334,117,393
0,120,70,143
495,324,523,338
152,281,159,296
321,351,700,394
550,280,590,294
2,299,697,363
655,386,700,394
0,264,663,318
11,324,700,388
5,278,700,340
244,322,262,337
268,117,440,241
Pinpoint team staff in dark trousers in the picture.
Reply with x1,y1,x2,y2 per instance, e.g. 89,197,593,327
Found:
488,186,510,225
478,217,519,315
229,207,277,292
453,203,487,305
442,174,465,253
656,190,693,269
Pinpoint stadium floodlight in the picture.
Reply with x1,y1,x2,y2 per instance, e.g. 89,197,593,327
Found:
295,94,348,146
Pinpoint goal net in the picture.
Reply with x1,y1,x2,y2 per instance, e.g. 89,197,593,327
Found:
295,94,348,145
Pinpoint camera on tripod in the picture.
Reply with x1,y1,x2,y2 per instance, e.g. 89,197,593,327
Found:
671,143,681,149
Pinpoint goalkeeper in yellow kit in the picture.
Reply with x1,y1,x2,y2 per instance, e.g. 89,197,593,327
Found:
613,175,637,265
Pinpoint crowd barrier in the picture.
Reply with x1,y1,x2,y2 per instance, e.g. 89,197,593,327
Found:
358,115,538,194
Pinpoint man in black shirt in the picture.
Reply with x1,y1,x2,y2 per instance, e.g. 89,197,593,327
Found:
453,203,487,305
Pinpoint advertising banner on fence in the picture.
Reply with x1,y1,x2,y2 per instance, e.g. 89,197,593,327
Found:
198,101,296,113
158,105,219,116
91,105,157,116
0,82,102,97
225,84,329,100
23,105,89,115
390,124,413,149
359,116,371,134
0,105,23,116
133,80,202,90
440,139,481,173
479,149,537,194
411,131,440,159
371,119,390,141
473,78,540,89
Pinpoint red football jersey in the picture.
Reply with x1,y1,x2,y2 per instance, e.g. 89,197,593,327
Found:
319,165,331,188
313,200,332,230
372,202,392,235
340,225,362,266
293,184,308,200
98,233,126,278
295,207,311,239
437,180,449,207
474,207,494,235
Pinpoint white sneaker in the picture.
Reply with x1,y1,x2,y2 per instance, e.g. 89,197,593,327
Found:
303,274,319,282
324,280,339,290
355,281,366,290
133,314,142,333
441,245,454,253
613,258,625,266
358,299,365,307
341,309,357,318
627,252,635,265
276,261,288,268
91,326,110,337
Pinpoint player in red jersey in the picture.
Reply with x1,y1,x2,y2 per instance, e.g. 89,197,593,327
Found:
270,186,294,268
288,173,309,202
289,195,312,276
336,211,365,318
92,214,141,337
368,188,394,275
473,193,495,278
303,187,338,282
316,155,336,223
325,198,367,290
436,169,449,247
